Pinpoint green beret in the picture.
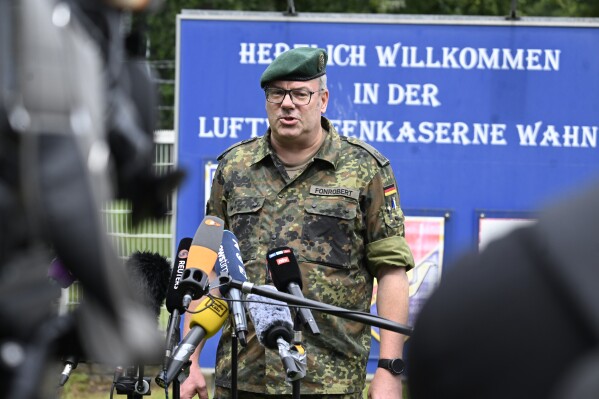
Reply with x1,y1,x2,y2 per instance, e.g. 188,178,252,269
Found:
260,47,328,88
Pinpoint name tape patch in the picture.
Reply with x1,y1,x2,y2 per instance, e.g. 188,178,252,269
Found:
310,185,359,200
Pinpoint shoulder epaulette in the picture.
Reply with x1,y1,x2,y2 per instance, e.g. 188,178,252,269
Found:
343,136,389,167
217,137,260,161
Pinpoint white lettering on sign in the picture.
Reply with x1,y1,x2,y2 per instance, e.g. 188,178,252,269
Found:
239,42,367,67
374,42,560,71
517,122,597,147
196,114,597,150
199,117,268,139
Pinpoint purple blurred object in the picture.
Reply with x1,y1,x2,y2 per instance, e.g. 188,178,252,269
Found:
48,258,76,288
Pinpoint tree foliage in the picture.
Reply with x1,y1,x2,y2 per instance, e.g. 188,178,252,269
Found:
402,0,599,17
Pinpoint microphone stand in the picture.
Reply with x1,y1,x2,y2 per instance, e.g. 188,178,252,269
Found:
132,365,149,399
231,328,239,399
114,365,151,399
220,274,243,399
167,313,181,399
291,313,303,399
227,279,413,336
227,278,411,398
171,376,181,399
159,311,181,399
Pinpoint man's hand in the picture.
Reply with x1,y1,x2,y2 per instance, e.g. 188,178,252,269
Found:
368,368,403,399
180,364,209,399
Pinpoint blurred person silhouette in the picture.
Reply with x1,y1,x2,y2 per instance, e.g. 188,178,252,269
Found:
0,0,182,397
408,180,599,399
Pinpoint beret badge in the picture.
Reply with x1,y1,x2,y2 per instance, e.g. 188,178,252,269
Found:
318,52,326,72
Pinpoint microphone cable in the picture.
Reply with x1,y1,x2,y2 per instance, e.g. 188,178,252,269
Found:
184,294,221,314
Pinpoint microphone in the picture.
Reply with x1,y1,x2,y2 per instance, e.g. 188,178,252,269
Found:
247,286,306,381
163,237,191,375
266,247,320,335
58,355,78,387
178,268,209,311
156,217,224,387
124,251,171,319
186,215,225,276
167,215,225,312
213,230,249,346
156,296,229,387
165,237,193,314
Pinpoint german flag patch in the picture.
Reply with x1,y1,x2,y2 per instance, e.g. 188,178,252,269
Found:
384,184,397,196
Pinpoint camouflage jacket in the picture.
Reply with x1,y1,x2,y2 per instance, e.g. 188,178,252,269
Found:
206,117,414,395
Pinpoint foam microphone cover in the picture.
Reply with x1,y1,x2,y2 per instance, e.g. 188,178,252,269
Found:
214,230,248,296
125,251,171,319
165,237,192,313
247,286,293,350
266,247,303,291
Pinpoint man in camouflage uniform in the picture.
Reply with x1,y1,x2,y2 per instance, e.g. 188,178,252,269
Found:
181,47,414,399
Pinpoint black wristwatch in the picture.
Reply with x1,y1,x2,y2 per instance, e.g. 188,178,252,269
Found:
378,358,405,376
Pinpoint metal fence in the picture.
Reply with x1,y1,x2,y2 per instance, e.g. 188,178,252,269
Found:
62,130,176,330
103,130,175,260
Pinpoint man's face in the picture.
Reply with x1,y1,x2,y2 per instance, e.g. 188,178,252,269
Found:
265,78,329,143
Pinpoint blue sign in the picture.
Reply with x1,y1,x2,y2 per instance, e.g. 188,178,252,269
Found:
176,11,599,369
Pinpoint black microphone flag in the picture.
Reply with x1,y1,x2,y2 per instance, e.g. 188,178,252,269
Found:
266,247,320,335
165,237,192,314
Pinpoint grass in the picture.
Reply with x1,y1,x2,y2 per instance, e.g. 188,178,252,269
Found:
58,365,169,399
59,367,409,399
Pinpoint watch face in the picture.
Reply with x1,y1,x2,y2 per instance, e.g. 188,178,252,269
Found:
390,359,405,374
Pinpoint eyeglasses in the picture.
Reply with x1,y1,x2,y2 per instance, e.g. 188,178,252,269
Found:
264,87,322,105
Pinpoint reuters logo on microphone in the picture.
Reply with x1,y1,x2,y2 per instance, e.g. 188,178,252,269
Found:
178,249,189,259
204,218,222,227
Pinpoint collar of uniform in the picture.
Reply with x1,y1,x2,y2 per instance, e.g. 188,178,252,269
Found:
248,133,273,166
313,116,341,169
256,117,340,169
